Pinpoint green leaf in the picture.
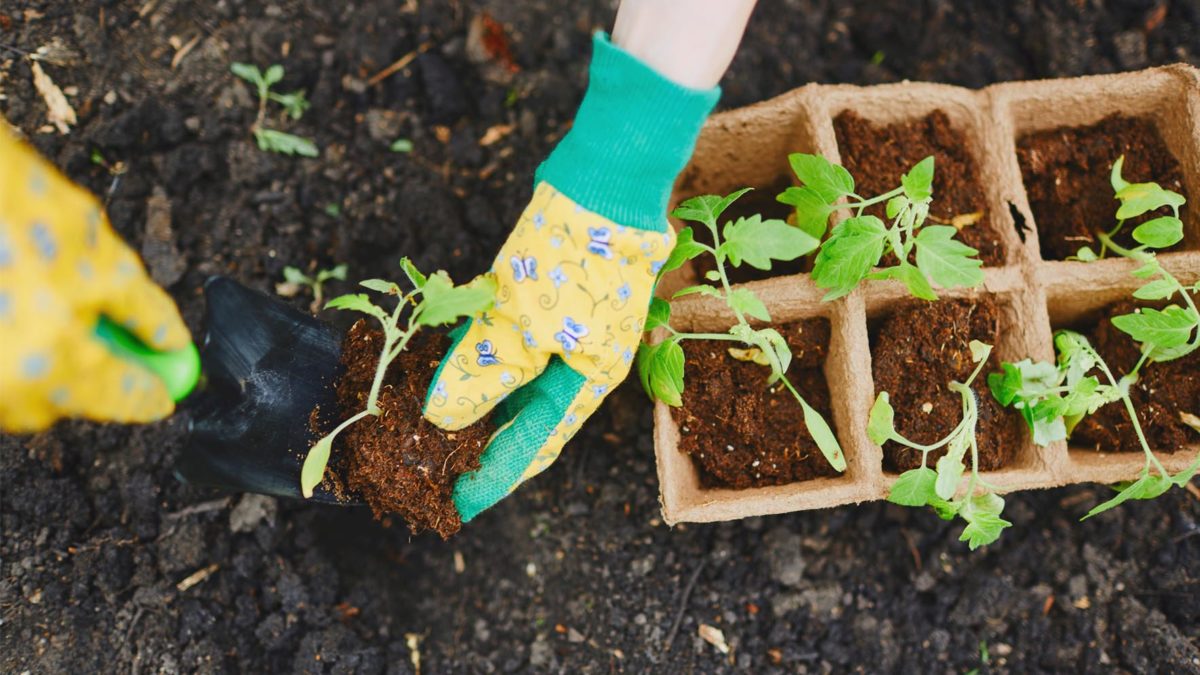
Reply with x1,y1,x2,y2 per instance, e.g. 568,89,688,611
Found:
1131,261,1159,279
1115,181,1186,220
300,434,333,499
660,227,707,276
283,266,311,285
888,467,937,507
721,215,820,270
1082,473,1172,519
390,138,414,153
871,264,937,301
727,288,771,322
398,257,427,289
935,453,965,500
1110,155,1130,193
1132,279,1177,301
323,264,348,281
254,128,319,157
914,225,984,289
672,189,752,227
1131,216,1184,249
672,284,723,300
645,297,671,331
751,327,792,380
416,273,496,326
325,293,387,321
867,392,896,445
777,186,834,239
886,195,909,220
263,64,284,86
269,90,310,120
360,278,399,294
959,511,1011,550
230,62,263,86
637,340,685,406
1111,305,1197,350
1074,246,1098,262
901,156,935,201
812,216,888,301
800,398,846,472
1032,417,1067,446
787,153,855,203
704,270,722,281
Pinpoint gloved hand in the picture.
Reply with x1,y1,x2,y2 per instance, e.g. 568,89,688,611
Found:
423,33,720,521
0,126,193,432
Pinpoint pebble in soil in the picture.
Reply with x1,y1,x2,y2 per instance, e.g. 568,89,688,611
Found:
871,297,1024,472
1017,114,1190,261
673,318,840,488
333,320,492,538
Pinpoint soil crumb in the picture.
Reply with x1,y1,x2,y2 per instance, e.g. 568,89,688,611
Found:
334,320,492,538
1071,301,1200,454
834,109,1006,267
872,297,1023,472
673,318,840,488
1016,114,1189,261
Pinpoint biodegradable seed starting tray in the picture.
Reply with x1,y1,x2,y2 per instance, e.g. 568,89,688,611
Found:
655,64,1200,524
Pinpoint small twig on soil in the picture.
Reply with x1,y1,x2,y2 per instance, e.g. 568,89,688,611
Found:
662,558,706,654
176,563,220,592
367,42,432,86
162,497,232,520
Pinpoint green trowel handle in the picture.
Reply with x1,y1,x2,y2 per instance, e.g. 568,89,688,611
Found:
94,316,202,402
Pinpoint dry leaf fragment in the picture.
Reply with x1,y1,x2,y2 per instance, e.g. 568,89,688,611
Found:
727,346,770,366
405,633,423,675
698,624,730,654
30,61,76,134
176,563,219,592
479,123,514,147
1180,411,1200,434
951,211,984,230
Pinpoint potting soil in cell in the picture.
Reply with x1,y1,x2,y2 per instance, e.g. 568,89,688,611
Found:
1071,301,1200,454
872,297,1024,473
331,321,492,539
673,318,840,488
1017,114,1190,261
834,110,1007,267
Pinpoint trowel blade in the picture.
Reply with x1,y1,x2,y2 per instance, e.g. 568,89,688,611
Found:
175,276,354,505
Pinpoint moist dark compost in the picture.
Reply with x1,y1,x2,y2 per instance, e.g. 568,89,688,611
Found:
834,110,1006,266
673,318,839,488
872,297,1023,473
1071,301,1200,454
1017,114,1190,261
334,320,492,538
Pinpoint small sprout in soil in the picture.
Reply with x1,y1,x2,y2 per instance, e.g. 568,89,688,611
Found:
1074,155,1187,262
230,62,318,157
281,263,347,313
990,330,1200,519
389,138,414,153
779,153,984,301
298,258,497,497
870,340,1011,549
637,189,846,473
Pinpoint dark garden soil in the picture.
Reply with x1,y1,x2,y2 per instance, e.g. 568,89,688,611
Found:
872,298,1024,473
674,319,838,489
3,2,1200,673
834,110,1008,267
331,321,492,539
1017,115,1190,261
1071,301,1200,455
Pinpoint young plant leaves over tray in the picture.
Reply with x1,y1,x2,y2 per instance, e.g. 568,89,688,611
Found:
416,274,496,326
645,297,671,331
637,340,685,407
914,225,985,289
721,215,819,270
726,288,771,322
811,215,887,301
788,153,855,204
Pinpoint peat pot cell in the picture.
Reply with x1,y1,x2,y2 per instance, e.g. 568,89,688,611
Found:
834,110,1007,267
870,297,1025,474
1017,115,1191,261
672,317,841,489
1055,301,1199,455
325,320,493,539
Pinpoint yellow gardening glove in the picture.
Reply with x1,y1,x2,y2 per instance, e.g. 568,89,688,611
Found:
0,127,193,432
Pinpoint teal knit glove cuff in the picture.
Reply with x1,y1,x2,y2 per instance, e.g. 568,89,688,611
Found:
534,32,721,232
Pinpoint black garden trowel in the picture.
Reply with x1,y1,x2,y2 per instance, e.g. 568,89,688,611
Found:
172,276,354,504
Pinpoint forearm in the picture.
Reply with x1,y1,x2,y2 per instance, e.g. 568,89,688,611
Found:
612,0,758,89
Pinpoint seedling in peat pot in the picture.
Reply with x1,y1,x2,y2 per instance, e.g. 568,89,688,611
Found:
992,159,1199,518
637,189,847,473
281,263,347,313
231,62,318,157
778,154,984,301
870,340,1011,549
298,258,496,497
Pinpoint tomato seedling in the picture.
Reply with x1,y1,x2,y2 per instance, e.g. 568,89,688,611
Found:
779,153,984,301
231,62,318,157
869,340,1010,549
298,258,496,497
637,189,846,473
281,263,347,313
